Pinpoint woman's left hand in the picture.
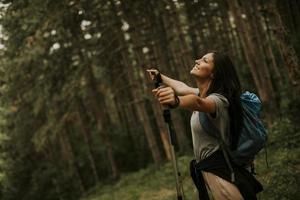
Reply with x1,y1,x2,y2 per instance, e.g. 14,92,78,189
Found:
152,86,177,107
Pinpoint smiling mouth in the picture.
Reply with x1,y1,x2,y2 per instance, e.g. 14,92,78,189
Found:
194,65,200,70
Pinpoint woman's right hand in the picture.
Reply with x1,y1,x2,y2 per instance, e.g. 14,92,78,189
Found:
146,68,160,81
152,86,178,108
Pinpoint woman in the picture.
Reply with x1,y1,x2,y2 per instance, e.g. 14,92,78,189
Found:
147,51,263,200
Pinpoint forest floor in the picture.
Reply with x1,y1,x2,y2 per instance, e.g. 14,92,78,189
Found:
81,118,300,200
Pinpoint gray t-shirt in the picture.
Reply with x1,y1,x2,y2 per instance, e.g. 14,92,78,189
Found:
190,92,230,162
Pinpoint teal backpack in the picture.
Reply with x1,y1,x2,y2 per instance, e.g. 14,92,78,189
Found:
199,91,268,181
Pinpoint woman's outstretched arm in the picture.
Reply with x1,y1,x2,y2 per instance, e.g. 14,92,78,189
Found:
152,86,216,113
146,69,198,96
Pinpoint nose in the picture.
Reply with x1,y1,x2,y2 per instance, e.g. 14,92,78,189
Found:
195,59,201,65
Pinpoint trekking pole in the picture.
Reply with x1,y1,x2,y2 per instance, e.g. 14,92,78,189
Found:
151,71,184,200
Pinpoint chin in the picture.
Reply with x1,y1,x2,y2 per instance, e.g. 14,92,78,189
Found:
190,70,198,76
190,71,205,79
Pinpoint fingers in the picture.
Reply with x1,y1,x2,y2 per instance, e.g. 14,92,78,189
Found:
158,96,173,103
151,86,175,106
156,90,174,99
158,94,176,105
152,86,170,97
152,85,166,92
146,69,159,80
155,87,173,96
160,99,173,104
146,69,157,72
146,69,158,75
146,67,158,71
147,71,155,80
152,88,158,93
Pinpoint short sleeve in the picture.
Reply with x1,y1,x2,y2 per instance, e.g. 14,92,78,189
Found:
207,93,229,119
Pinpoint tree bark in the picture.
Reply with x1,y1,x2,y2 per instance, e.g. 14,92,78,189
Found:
266,2,300,87
85,64,119,179
76,96,100,183
227,0,277,119
59,128,85,194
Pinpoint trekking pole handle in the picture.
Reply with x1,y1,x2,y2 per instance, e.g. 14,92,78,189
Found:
150,70,163,88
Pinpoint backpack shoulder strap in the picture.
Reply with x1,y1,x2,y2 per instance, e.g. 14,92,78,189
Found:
198,112,236,182
198,112,221,139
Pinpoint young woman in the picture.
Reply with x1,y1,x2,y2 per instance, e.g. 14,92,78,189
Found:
147,51,263,200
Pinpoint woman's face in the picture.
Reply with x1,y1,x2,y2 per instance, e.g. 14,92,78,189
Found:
190,52,214,79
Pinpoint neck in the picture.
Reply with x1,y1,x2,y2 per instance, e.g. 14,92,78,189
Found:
196,78,212,97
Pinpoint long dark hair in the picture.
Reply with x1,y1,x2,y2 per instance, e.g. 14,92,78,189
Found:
206,51,243,150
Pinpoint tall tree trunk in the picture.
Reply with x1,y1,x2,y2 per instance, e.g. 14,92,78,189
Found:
117,0,164,166
260,6,283,87
59,128,85,194
121,52,163,166
149,44,173,161
85,64,119,179
171,110,190,153
266,2,300,87
227,0,277,120
151,102,172,161
242,0,279,110
150,1,191,153
184,0,200,59
76,96,100,183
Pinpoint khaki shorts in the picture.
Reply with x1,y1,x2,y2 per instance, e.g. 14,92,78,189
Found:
202,171,244,200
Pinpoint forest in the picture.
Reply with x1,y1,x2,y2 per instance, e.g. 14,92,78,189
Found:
0,0,299,199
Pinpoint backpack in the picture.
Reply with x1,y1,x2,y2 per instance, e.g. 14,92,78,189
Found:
198,91,268,181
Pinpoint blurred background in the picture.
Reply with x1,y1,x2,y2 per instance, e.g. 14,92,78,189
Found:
0,0,299,199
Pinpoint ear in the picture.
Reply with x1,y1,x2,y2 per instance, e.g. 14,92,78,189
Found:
210,73,214,79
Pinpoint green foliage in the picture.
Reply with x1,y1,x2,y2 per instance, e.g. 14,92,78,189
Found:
81,117,300,200
255,118,300,200
81,156,198,200
0,0,299,199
